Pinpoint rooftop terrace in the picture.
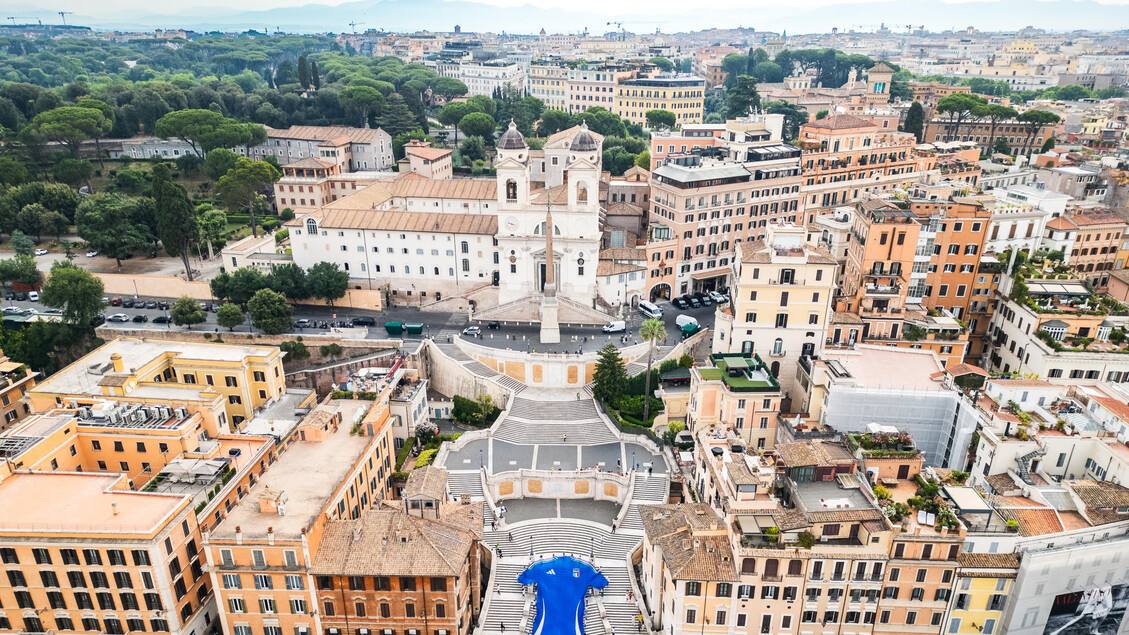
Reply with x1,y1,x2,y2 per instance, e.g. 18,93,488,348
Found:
697,353,780,392
0,472,186,535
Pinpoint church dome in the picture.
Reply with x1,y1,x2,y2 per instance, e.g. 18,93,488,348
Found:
571,121,598,152
497,120,528,150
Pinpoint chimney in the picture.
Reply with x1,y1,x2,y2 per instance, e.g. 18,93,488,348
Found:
353,527,363,543
267,527,275,546
235,526,243,545
110,353,124,372
111,502,118,516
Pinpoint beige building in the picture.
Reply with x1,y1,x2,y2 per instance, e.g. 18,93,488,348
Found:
398,142,454,180
712,224,837,405
688,352,783,451
614,76,705,126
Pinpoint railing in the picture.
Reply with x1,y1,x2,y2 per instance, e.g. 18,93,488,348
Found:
768,278,802,285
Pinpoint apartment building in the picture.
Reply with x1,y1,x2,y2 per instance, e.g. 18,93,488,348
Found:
1065,207,1129,290
692,46,742,87
712,225,837,402
253,126,394,172
645,121,803,300
613,76,705,126
0,349,36,433
647,124,726,170
837,203,920,340
945,553,1017,635
0,405,277,635
798,114,923,214
686,352,783,450
922,117,1055,155
205,397,396,635
274,171,393,214
528,62,569,111
28,338,299,435
567,67,631,115
399,142,454,180
1037,166,1108,202
915,199,993,320
449,60,526,96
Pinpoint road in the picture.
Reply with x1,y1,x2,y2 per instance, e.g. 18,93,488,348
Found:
1,294,718,352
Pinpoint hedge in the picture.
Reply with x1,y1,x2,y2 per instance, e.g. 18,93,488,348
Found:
395,437,416,470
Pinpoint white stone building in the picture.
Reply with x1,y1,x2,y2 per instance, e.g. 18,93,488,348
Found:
453,60,526,97
249,126,394,172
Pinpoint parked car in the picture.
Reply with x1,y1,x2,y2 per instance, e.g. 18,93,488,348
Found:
89,315,105,327
3,293,12,301
14,293,25,301
101,297,109,305
121,298,134,308
42,308,62,315
2,306,20,313
294,318,312,328
462,326,481,336
672,297,689,310
109,297,122,306
709,290,728,304
144,300,158,309
85,250,98,258
34,248,47,256
132,314,148,323
602,320,627,333
694,293,713,306
198,302,208,311
687,296,701,308
107,313,130,322
153,316,171,324
487,321,501,330
351,316,375,326
157,301,169,310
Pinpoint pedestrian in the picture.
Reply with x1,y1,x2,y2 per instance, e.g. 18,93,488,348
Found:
491,520,497,531
648,466,653,476
508,531,513,541
562,433,567,442
577,392,581,400
500,623,506,633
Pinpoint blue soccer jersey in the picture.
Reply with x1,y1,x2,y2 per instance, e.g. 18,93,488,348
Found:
518,556,609,635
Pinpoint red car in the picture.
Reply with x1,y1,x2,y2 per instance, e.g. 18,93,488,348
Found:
109,297,122,306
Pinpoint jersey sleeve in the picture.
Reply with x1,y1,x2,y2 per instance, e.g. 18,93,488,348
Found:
518,563,539,586
587,568,610,590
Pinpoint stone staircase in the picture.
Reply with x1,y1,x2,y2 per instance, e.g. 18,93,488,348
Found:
622,473,670,532
494,375,527,395
509,397,599,421
447,470,485,501
1016,448,1045,485
484,521,642,560
492,418,620,445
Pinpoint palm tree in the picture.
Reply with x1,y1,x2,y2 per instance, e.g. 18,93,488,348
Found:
640,318,668,425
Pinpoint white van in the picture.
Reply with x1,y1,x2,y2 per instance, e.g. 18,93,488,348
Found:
675,314,699,329
27,291,39,302
639,301,663,319
602,320,626,333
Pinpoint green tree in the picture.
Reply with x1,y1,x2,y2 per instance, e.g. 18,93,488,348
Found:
648,56,674,72
216,157,280,238
203,148,240,180
306,261,349,306
459,135,486,163
227,267,268,304
152,163,199,280
537,109,571,136
935,93,987,141
297,55,311,89
216,302,245,331
155,109,266,159
432,77,469,99
266,262,309,300
379,94,418,137
170,295,207,329
1017,110,1060,155
902,101,925,142
635,150,651,169
1055,85,1092,101
310,59,321,89
726,75,761,119
196,204,227,259
458,112,496,142
0,254,39,290
751,61,784,83
338,85,384,127
28,106,110,158
75,193,153,265
592,344,627,404
37,209,70,241
993,137,1011,156
53,158,93,188
645,109,676,130
39,261,104,327
979,104,1018,157
9,229,33,255
0,157,28,186
247,288,293,335
16,204,49,241
815,109,829,120
392,130,435,162
438,102,470,143
639,318,667,423
1041,137,1056,153
721,53,749,88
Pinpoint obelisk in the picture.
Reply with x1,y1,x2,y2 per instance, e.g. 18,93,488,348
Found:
539,199,561,344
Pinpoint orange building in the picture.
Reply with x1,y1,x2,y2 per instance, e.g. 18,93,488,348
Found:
798,115,924,216
915,199,992,320
205,396,398,635
1065,207,1129,290
837,203,921,340
0,348,36,433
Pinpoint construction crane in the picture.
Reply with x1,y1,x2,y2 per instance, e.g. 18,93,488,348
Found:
348,20,362,34
58,11,74,25
7,17,36,25
606,21,625,42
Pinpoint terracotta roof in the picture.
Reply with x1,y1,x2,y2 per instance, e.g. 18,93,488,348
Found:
640,504,736,581
547,124,606,147
405,145,454,161
1046,216,1077,230
599,247,646,262
286,157,336,169
832,311,864,325
311,208,497,235
404,466,448,500
984,473,1019,494
869,62,896,74
802,114,876,131
948,363,990,378
531,184,569,205
1066,208,1129,227
265,125,390,144
806,508,885,523
957,552,1019,570
775,440,854,468
995,505,1064,537
387,177,497,201
1068,480,1129,509
596,260,645,276
310,507,478,577
607,202,645,217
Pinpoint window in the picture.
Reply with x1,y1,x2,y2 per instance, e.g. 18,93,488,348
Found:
686,581,702,596
685,608,697,624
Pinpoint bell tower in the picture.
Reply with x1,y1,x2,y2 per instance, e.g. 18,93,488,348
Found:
495,120,530,208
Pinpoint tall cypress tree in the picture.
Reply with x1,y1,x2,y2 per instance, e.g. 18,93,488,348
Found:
903,101,925,142
152,163,199,281
297,55,310,89
310,60,320,89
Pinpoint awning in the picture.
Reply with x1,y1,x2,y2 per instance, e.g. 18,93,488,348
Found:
690,270,727,280
0,361,21,372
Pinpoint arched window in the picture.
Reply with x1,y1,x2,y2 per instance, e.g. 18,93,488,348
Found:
506,179,517,202
461,259,470,272
773,338,783,356
577,183,588,203
306,219,318,235
434,267,440,275
461,241,469,254
448,268,454,276
741,558,757,575
419,266,424,274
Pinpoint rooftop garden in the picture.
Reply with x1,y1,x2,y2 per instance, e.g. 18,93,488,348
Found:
846,432,920,458
1035,327,1129,354
704,353,781,392
874,474,960,532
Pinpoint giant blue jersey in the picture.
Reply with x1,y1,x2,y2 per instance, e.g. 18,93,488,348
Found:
518,556,609,635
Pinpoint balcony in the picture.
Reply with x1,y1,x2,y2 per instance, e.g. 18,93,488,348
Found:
864,283,902,296
769,278,802,285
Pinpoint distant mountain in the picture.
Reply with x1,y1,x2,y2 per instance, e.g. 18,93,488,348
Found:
15,0,1129,35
